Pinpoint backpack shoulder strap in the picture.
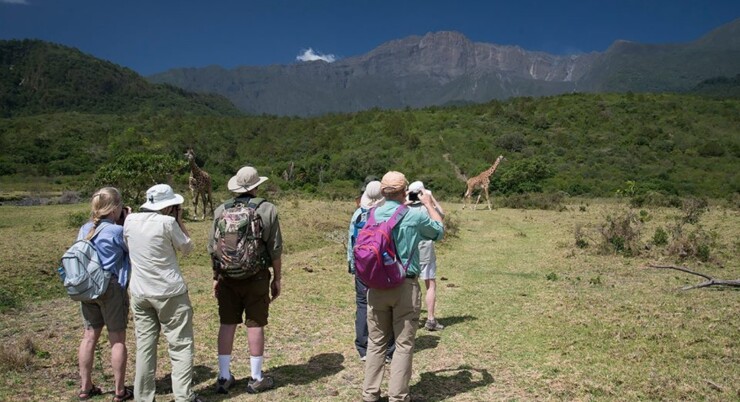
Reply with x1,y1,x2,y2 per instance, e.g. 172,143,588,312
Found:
354,207,368,226
365,207,378,226
247,197,265,209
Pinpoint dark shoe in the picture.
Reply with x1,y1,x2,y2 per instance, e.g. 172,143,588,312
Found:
215,374,235,394
192,395,206,402
246,375,274,394
425,319,444,331
112,386,134,401
79,385,102,400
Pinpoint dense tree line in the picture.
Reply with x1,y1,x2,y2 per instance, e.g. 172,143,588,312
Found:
1,92,738,201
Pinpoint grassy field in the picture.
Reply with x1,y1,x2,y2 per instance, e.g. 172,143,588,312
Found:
0,198,738,401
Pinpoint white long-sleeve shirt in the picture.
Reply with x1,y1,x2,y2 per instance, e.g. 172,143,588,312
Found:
123,212,193,299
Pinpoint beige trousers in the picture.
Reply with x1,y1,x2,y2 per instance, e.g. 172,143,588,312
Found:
362,278,421,402
131,292,195,402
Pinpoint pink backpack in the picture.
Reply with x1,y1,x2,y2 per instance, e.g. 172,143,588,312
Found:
353,205,415,289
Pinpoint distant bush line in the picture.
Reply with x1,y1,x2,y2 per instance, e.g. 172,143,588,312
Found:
1,92,738,200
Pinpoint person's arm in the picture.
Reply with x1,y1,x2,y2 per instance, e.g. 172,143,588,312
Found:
271,257,281,301
419,191,443,223
170,210,193,256
429,191,445,217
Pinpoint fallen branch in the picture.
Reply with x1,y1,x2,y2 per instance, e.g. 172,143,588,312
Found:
648,264,740,290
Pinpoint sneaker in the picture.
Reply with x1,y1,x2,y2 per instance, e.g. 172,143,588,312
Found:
425,319,444,331
385,356,392,364
215,374,235,394
247,375,274,394
360,355,367,362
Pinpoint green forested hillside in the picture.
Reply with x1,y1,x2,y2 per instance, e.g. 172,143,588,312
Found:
1,92,738,199
0,40,242,117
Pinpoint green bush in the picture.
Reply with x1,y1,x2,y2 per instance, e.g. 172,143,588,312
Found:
66,211,89,228
653,227,669,246
597,211,643,256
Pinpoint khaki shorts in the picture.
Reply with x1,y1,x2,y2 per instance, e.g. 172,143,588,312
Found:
81,281,129,332
217,269,271,327
419,261,437,280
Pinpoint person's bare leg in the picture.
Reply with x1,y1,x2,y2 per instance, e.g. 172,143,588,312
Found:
79,327,103,393
108,330,127,396
425,279,437,321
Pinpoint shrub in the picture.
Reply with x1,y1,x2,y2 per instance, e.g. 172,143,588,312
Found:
667,223,716,262
681,197,708,224
653,227,669,246
574,223,589,248
66,211,89,228
630,191,682,208
0,336,34,372
442,211,461,240
597,211,643,256
0,287,20,312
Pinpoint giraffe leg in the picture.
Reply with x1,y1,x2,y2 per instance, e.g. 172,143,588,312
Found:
484,188,491,210
208,189,214,217
474,193,482,210
192,190,199,218
200,191,208,220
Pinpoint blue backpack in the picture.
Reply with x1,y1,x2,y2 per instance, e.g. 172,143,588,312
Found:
58,223,112,302
348,207,369,273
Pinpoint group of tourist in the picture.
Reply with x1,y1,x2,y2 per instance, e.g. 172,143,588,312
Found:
73,165,444,402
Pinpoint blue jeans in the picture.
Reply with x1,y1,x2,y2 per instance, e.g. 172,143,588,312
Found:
355,275,395,359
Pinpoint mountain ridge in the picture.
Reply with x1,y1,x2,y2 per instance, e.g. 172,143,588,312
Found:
149,18,740,116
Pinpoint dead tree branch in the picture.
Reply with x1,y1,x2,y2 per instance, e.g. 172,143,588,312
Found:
648,264,740,290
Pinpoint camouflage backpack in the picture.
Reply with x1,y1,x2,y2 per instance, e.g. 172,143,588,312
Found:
213,197,269,279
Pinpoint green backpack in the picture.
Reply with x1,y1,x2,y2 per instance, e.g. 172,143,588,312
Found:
213,198,268,279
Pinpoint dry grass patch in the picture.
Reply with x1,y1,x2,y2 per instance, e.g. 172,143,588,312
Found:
0,199,737,400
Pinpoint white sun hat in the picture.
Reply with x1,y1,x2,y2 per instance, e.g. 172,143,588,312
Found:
140,184,184,211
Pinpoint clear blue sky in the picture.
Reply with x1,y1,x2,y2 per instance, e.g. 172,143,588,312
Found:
1,0,739,75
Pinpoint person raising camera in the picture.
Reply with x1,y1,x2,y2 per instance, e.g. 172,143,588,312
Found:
123,184,203,402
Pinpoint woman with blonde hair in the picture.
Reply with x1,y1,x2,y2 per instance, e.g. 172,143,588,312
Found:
76,187,133,401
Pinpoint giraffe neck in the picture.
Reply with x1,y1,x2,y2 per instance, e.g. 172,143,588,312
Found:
483,157,503,178
188,158,203,176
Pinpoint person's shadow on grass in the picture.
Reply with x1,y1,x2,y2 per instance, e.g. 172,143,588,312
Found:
153,364,216,395
414,335,440,352
409,366,494,402
435,314,476,329
203,352,345,399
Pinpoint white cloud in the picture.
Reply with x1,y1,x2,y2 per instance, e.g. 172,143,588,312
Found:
296,48,336,63
1,0,31,5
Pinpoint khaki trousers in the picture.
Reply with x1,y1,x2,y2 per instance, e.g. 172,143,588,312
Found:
362,278,421,402
131,292,195,402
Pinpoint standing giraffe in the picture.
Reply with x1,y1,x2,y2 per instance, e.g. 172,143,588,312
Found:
184,148,214,219
462,155,505,210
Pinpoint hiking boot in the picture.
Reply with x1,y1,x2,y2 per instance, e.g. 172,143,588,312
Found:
425,319,444,331
215,374,235,394
246,375,274,394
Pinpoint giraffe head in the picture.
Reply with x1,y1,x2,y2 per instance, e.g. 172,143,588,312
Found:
184,148,195,162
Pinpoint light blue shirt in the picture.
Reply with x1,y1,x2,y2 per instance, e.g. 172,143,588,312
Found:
372,200,444,276
77,219,130,288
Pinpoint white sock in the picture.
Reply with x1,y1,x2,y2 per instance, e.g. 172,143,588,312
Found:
250,355,263,381
218,355,231,379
